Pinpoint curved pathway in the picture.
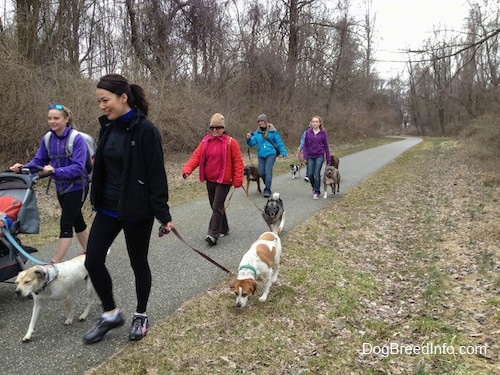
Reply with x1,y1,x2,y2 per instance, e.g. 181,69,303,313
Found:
0,137,422,374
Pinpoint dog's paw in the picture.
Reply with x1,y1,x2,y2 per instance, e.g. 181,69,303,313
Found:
258,295,268,302
323,192,328,198
78,314,88,321
22,335,31,342
64,318,73,325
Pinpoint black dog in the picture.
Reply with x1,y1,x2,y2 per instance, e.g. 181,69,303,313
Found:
262,192,285,234
244,164,261,196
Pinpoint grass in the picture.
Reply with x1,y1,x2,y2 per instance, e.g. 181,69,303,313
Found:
89,137,500,374
20,135,500,374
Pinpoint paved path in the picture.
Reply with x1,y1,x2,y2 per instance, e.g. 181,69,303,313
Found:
0,137,422,375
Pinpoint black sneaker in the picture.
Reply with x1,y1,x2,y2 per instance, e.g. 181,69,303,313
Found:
205,235,217,246
83,310,125,344
129,314,150,341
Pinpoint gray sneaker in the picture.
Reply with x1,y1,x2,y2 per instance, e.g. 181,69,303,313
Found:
129,314,150,341
83,309,125,344
205,235,217,246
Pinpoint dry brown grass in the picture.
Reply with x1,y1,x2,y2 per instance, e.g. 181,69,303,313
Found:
78,137,500,374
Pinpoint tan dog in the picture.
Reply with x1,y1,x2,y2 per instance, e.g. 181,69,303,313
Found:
230,231,282,308
323,165,340,198
15,254,96,342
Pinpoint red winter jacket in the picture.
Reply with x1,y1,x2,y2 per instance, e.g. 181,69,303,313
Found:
182,134,244,187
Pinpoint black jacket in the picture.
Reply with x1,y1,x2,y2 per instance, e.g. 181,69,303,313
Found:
91,111,172,225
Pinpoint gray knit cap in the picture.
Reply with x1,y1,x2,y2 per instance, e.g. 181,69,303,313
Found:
257,114,268,123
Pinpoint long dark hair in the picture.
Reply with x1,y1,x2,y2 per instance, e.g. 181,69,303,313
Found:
96,74,149,116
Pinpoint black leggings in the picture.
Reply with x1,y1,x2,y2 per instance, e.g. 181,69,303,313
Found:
84,212,154,313
57,188,88,238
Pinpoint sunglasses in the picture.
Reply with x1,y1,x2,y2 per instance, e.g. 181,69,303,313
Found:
209,126,224,130
49,104,69,116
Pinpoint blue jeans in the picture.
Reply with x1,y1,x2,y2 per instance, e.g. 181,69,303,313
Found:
306,156,324,195
258,154,276,196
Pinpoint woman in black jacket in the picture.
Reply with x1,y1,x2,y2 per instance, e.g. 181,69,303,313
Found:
83,74,173,344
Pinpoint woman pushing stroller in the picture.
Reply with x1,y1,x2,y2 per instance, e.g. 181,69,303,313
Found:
10,103,90,263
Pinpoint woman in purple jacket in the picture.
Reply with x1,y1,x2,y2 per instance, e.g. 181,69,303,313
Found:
303,116,331,199
10,104,90,262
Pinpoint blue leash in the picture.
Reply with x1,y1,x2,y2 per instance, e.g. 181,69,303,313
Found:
0,218,47,265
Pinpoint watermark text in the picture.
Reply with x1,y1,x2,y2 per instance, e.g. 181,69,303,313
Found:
360,342,487,358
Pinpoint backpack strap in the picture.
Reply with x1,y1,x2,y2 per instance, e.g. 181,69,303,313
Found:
43,129,78,158
65,129,80,157
43,131,52,157
43,129,86,200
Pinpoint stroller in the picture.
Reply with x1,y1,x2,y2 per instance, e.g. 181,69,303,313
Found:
0,169,46,283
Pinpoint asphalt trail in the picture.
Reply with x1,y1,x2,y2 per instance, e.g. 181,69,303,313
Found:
0,137,422,375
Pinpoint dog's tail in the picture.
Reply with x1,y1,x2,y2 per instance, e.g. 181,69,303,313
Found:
272,192,280,200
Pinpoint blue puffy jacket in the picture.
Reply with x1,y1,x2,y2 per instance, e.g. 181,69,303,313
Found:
246,124,287,158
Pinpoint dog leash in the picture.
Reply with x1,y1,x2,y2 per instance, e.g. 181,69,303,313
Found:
224,186,238,209
240,186,263,212
247,147,253,163
170,227,233,274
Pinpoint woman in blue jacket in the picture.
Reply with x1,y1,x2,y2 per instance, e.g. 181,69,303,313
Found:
10,104,90,263
303,116,331,199
245,114,287,197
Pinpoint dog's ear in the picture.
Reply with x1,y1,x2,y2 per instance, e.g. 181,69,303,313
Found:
34,268,46,279
251,280,257,294
230,280,242,293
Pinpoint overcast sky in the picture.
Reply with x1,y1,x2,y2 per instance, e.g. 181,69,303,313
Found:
366,0,471,78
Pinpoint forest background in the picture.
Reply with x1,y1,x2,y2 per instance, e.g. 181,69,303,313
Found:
0,0,498,168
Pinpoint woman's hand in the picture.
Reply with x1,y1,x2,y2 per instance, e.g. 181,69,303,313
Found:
42,165,55,174
9,163,23,173
159,222,173,237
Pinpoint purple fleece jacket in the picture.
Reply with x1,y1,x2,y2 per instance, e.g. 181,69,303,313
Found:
28,126,89,194
303,127,331,162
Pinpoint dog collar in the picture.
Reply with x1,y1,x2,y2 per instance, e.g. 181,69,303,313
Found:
36,264,60,294
238,264,257,278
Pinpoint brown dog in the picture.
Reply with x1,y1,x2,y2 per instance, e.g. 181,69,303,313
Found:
330,155,339,169
243,164,261,196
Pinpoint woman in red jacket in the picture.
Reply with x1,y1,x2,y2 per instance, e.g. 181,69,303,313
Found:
182,113,244,246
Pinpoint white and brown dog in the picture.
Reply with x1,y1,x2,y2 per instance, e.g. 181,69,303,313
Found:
14,254,96,342
230,231,282,308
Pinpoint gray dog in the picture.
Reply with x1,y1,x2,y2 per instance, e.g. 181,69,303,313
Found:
323,166,340,198
262,192,285,234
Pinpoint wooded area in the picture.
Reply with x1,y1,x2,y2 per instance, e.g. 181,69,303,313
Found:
0,0,498,165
